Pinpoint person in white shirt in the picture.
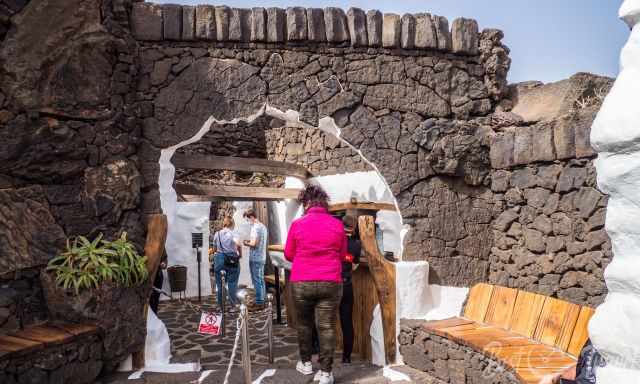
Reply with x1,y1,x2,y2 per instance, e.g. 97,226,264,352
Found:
242,209,268,307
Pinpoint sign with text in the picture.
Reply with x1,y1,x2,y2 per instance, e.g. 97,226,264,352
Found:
198,312,221,335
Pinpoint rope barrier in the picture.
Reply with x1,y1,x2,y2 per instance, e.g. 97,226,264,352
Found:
251,314,271,332
223,311,244,384
176,290,274,381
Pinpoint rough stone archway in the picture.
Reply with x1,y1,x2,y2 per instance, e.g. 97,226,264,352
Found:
135,29,511,288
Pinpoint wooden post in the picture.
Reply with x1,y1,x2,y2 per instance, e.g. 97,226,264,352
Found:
132,214,168,369
358,215,397,365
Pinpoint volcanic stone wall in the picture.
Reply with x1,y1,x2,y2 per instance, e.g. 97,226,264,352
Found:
265,73,614,306
265,125,372,176
486,76,614,306
0,0,151,373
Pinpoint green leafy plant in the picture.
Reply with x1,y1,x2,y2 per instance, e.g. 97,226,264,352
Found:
46,232,148,294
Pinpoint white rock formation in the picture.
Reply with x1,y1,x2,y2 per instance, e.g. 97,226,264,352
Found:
589,1,640,381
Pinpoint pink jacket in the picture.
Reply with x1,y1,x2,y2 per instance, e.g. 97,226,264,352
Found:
284,207,346,283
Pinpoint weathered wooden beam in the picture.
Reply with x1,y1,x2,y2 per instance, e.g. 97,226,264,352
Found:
176,183,302,201
172,153,311,178
359,215,397,364
134,213,168,370
328,202,397,212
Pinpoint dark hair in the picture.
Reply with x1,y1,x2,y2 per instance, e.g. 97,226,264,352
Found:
298,184,330,210
342,215,357,230
243,208,257,219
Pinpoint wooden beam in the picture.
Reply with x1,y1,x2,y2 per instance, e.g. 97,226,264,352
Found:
176,183,301,201
328,202,397,213
172,153,310,179
359,215,397,365
134,214,168,370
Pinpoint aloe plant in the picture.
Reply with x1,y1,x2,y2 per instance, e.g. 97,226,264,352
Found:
47,232,148,294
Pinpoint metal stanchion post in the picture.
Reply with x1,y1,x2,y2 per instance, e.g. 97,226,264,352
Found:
266,293,274,364
237,289,251,384
220,270,226,337
274,267,282,324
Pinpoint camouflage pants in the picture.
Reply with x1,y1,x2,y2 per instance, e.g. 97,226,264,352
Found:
292,281,343,372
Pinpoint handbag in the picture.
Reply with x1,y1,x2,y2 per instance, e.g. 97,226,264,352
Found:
217,232,239,268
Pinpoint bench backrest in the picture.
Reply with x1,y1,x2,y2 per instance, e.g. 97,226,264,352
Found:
463,283,595,357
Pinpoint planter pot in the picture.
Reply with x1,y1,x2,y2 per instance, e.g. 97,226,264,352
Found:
167,264,187,293
40,272,148,371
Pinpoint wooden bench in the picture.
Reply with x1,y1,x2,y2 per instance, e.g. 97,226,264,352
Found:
0,322,99,360
421,284,595,384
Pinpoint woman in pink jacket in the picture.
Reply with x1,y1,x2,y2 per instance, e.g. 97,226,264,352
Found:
285,185,346,384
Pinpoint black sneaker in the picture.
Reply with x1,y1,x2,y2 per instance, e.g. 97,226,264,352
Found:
341,356,351,364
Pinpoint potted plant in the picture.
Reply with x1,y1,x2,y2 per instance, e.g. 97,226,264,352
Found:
40,232,150,370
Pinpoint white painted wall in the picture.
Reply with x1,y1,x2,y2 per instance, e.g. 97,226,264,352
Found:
309,171,405,258
589,2,640,381
160,202,212,299
158,117,218,299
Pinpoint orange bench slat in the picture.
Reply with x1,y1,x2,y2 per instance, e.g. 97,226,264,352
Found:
533,297,581,352
508,290,547,338
484,286,518,329
463,283,494,322
12,325,75,346
567,306,595,356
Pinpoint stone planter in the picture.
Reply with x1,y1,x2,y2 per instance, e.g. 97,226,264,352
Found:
40,272,148,372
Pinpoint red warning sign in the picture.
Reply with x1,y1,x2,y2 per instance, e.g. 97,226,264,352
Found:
198,312,221,335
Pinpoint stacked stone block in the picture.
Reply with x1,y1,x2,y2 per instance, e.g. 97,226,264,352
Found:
489,159,610,306
487,76,615,306
266,125,371,176
130,3,479,55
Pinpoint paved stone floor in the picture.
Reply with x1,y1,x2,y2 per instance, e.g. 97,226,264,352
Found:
99,363,440,384
100,295,440,383
156,295,300,370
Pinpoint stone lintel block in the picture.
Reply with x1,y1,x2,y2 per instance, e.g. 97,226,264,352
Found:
554,118,576,160
452,17,479,55
287,7,308,41
401,14,416,49
324,7,348,43
513,127,534,165
414,13,438,49
215,5,230,41
530,123,556,163
433,15,451,51
575,116,596,158
131,3,163,41
251,7,267,42
367,10,383,47
267,7,286,43
382,13,401,48
307,8,326,42
195,5,215,40
229,8,251,42
181,5,196,41
162,4,182,41
347,7,368,47
490,130,515,169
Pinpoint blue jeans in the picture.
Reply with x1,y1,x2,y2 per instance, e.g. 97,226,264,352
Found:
250,260,265,305
214,253,240,306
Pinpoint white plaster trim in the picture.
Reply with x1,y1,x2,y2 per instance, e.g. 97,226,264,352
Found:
589,1,640,380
